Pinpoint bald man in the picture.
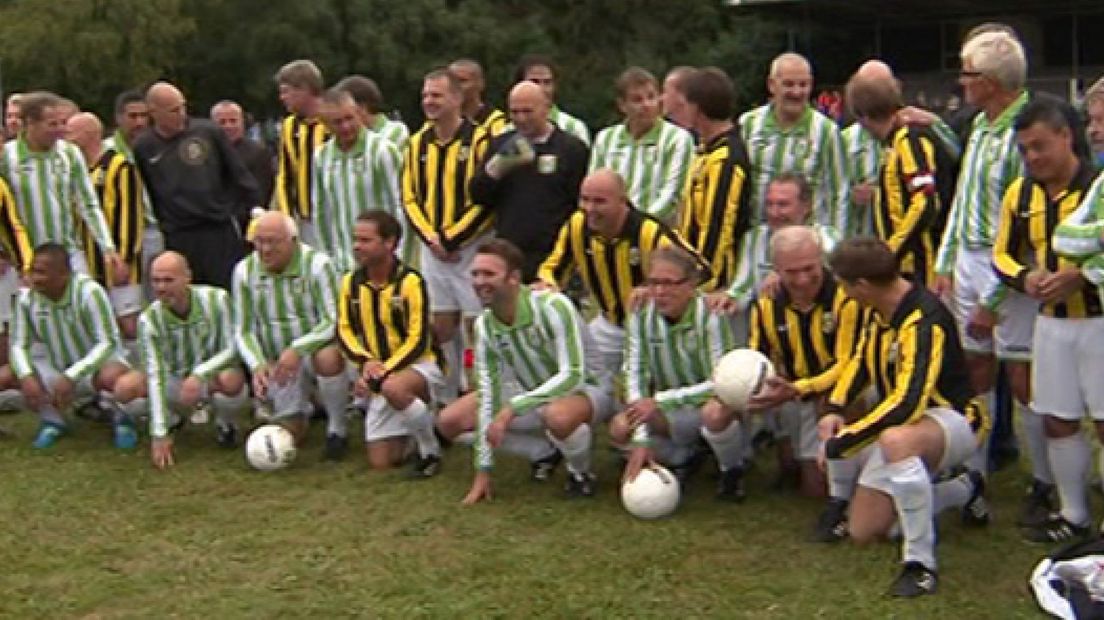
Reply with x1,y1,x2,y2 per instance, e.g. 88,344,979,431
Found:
134,82,260,290
469,80,590,280
211,100,274,209
115,251,248,468
739,53,850,234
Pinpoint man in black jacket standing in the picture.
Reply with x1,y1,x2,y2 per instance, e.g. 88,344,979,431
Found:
134,82,259,290
470,80,589,281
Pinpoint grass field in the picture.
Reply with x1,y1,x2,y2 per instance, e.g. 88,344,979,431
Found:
0,412,1056,619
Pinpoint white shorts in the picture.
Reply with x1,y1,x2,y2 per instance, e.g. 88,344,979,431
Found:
501,379,614,429
269,357,354,420
774,400,819,461
1032,315,1104,420
662,405,704,447
109,284,143,317
30,358,97,412
588,315,625,375
422,239,483,316
362,360,446,442
950,248,1036,360
0,268,19,326
926,407,978,473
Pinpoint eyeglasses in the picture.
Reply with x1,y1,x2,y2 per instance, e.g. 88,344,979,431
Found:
646,277,690,288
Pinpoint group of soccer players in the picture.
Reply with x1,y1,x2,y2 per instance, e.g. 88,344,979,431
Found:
4,21,1104,598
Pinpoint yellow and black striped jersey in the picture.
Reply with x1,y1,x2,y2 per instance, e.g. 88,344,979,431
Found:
337,261,438,373
81,149,143,284
679,127,751,292
748,275,866,397
471,103,508,138
825,283,988,459
0,175,32,272
276,114,329,219
402,119,491,251
992,164,1102,318
538,207,708,326
876,124,942,284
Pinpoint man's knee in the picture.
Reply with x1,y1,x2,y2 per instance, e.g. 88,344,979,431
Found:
1045,414,1081,439
877,426,916,462
543,398,590,438
212,369,246,395
95,362,130,391
700,401,733,432
608,411,633,444
437,394,476,438
114,371,146,402
311,347,346,376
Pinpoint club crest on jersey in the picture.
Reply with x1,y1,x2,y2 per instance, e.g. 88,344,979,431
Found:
791,137,811,159
458,146,470,162
179,137,210,166
888,342,899,364
822,312,836,334
390,296,405,312
628,248,641,266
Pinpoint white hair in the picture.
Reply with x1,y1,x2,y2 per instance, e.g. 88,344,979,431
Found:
769,225,822,264
769,52,811,79
961,31,1027,92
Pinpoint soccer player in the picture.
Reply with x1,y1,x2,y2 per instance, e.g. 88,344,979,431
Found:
274,59,329,245
821,238,987,597
336,211,443,475
313,89,403,273
0,91,124,277
402,67,491,402
469,80,590,281
1085,77,1104,168
442,238,610,504
333,75,411,153
745,226,866,531
739,53,850,232
514,54,590,146
538,168,705,379
9,244,131,449
3,93,22,141
450,58,508,138
677,67,752,293
114,251,248,469
660,66,695,130
589,67,695,223
211,100,275,209
614,246,744,500
232,212,348,458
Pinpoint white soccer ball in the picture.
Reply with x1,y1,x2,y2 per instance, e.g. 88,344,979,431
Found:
712,348,776,411
245,424,297,471
621,465,681,520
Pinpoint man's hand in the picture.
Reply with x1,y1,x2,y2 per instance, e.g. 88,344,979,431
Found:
51,374,75,411
151,437,175,470
628,286,652,311
427,234,449,261
622,445,656,484
529,280,557,293
1038,266,1084,305
747,376,798,411
21,375,47,410
625,398,660,428
758,271,781,298
486,406,513,448
462,471,494,505
273,349,301,386
851,181,875,207
1024,268,1048,300
705,291,740,315
931,274,953,299
486,135,536,179
179,375,204,408
105,252,130,286
816,413,846,472
896,106,939,127
966,305,997,341
252,365,271,400
359,361,387,394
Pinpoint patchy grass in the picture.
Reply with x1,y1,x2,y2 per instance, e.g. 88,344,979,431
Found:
0,413,1051,618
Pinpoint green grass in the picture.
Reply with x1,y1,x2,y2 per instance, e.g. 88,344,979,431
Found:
0,413,1052,618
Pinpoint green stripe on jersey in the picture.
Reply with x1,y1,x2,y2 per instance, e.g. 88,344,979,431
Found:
549,107,591,146
590,120,695,221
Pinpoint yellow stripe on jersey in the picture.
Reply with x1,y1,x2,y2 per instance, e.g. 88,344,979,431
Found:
538,208,708,325
876,125,939,284
276,114,329,219
337,262,437,373
82,150,143,284
0,176,32,272
992,164,1102,318
471,105,508,138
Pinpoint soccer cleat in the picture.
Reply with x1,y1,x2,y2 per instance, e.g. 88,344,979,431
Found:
215,423,238,449
1023,515,1091,544
811,498,849,543
530,450,563,482
716,467,747,502
31,422,66,449
564,471,597,498
1017,479,1056,528
406,453,442,479
888,561,938,597
323,433,348,462
960,469,991,527
113,422,138,450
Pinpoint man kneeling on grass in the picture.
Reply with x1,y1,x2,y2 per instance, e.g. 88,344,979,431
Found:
336,211,443,477
817,238,988,597
437,238,612,503
114,251,249,469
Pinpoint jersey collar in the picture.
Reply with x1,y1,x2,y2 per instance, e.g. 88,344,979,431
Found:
616,118,664,146
489,285,535,330
765,103,813,134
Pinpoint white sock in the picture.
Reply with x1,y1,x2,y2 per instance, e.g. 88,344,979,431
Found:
316,373,349,437
702,420,743,471
213,387,249,428
933,472,972,514
547,423,592,475
1048,432,1092,526
965,389,995,473
827,456,859,501
399,398,440,458
1020,403,1053,484
887,456,936,570
500,432,555,461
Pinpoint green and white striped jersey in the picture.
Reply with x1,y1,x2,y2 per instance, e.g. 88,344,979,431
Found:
10,273,124,381
312,128,403,272
232,243,339,371
726,223,840,307
841,123,880,236
369,115,410,155
473,286,601,471
1054,171,1104,285
624,293,734,445
0,137,116,254
739,104,850,233
934,92,1028,275
549,106,591,146
138,285,238,437
589,119,695,222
